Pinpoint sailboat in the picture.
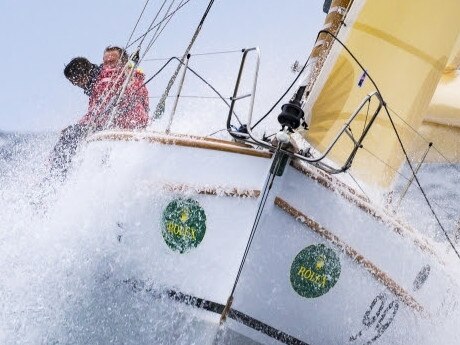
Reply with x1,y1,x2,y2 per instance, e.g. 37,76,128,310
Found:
43,0,460,344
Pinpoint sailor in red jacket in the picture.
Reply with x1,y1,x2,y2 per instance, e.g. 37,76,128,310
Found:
79,47,149,130
50,46,149,179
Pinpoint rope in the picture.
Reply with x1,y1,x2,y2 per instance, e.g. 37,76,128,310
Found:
154,0,217,118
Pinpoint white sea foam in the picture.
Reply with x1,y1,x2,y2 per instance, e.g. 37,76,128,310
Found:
0,132,254,344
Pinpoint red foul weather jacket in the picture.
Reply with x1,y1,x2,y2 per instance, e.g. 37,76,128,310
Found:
79,66,149,129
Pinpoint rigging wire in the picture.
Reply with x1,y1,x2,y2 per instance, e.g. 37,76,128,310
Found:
315,29,460,260
143,49,242,61
136,0,170,49
86,0,171,123
141,0,180,61
386,105,460,173
347,172,371,201
220,146,285,322
141,56,243,125
126,0,193,50
149,95,229,99
362,96,371,133
124,0,151,50
78,0,192,134
362,143,455,219
384,108,460,260
85,1,164,125
187,49,243,57
154,0,218,118
207,128,228,136
346,145,451,218
361,147,411,182
84,63,134,132
96,0,193,130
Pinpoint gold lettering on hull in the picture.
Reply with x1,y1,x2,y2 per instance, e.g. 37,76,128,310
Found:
297,266,328,288
166,222,197,241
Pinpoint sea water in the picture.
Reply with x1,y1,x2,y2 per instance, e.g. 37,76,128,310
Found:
0,131,459,344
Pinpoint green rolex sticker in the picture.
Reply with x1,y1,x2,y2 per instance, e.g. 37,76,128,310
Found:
290,244,341,298
162,198,206,253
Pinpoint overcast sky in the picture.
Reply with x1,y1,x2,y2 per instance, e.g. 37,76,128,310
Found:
0,0,325,132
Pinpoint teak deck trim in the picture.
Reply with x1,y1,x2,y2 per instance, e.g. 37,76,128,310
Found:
88,131,272,159
275,196,424,314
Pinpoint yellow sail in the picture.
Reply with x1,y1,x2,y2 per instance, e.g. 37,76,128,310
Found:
303,0,460,187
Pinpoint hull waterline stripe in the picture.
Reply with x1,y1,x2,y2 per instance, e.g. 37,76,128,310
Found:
123,279,311,345
163,183,261,198
274,197,424,314
290,160,440,262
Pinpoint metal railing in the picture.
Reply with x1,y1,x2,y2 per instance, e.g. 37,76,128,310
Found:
156,46,386,176
154,48,259,134
225,47,261,134
227,90,384,174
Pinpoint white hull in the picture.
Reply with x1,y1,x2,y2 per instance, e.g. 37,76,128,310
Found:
54,130,458,344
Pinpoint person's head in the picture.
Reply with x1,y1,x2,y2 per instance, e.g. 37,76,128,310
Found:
64,57,94,88
103,46,129,68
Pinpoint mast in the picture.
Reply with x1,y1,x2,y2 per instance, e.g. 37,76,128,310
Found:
304,0,353,97
278,0,353,132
